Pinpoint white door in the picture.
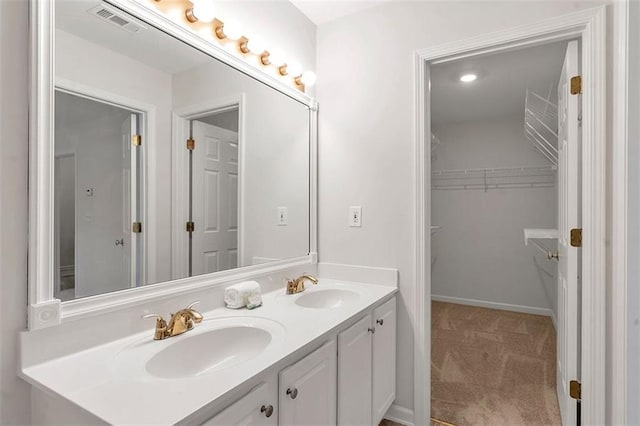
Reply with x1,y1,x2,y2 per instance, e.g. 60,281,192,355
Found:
191,120,239,275
279,340,337,426
338,314,373,426
202,380,277,426
121,113,139,288
556,40,580,426
372,297,397,424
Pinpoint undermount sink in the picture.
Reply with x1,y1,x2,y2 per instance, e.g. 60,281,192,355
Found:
295,289,359,309
114,317,285,380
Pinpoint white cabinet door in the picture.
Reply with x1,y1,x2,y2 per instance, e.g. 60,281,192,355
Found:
279,340,337,426
372,298,396,424
202,380,277,426
338,314,373,426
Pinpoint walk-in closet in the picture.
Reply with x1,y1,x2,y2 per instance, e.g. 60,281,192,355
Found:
430,40,577,425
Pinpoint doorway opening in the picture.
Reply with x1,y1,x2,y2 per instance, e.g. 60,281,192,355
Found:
171,98,243,280
413,8,606,426
53,89,144,301
428,39,577,425
188,108,240,276
429,39,575,425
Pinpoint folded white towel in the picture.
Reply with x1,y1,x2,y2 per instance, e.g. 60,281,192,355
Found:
224,281,261,309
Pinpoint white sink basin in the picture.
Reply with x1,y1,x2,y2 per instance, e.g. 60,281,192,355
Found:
147,326,271,379
114,317,285,380
295,289,359,309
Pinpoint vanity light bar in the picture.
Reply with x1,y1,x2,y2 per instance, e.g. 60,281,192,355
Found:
152,0,316,91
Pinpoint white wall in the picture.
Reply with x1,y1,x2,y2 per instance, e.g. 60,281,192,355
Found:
315,0,608,417
56,29,174,286
431,116,557,316
173,63,310,267
0,0,30,423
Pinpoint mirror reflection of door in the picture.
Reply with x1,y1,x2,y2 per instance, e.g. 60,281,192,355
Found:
189,108,240,276
54,90,143,299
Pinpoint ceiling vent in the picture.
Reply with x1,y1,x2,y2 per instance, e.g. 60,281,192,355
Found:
87,4,147,34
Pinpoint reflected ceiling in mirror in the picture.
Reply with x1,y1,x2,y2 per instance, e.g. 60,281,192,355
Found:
54,0,311,301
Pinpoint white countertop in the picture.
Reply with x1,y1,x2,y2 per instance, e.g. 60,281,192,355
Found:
21,279,396,425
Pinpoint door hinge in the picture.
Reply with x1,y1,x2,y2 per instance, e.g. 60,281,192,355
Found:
132,222,142,233
132,134,142,146
186,221,195,232
570,76,582,95
186,138,195,150
570,228,582,247
569,380,581,400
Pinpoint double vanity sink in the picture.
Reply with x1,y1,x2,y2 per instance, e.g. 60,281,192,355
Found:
21,278,396,425
118,287,362,381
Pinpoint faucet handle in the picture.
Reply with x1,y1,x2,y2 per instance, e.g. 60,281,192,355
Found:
142,313,164,320
186,301,200,310
142,314,168,340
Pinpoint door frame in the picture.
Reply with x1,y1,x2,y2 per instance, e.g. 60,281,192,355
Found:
53,78,156,290
171,94,245,279
413,6,607,426
53,152,76,301
611,1,632,424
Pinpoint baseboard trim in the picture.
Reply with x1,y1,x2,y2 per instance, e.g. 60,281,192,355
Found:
431,294,553,318
385,404,414,426
550,311,557,330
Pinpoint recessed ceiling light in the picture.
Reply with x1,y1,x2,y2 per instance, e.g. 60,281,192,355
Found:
460,73,477,83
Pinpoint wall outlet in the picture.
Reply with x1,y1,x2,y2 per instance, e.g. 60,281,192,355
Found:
277,207,288,226
349,206,362,227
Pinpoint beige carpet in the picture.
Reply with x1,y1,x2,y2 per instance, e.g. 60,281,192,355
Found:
430,301,561,426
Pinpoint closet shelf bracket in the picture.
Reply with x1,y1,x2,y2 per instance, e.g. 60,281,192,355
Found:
524,228,559,261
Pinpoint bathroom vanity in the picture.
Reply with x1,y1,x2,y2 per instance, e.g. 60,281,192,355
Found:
21,277,397,425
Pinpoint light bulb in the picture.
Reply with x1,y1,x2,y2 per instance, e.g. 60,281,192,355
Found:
222,20,243,40
287,61,303,77
268,49,285,67
246,35,266,54
459,73,477,83
190,0,215,23
300,71,317,87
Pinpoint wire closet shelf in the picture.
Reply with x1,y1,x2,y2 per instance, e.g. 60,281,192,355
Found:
431,165,557,191
524,89,558,166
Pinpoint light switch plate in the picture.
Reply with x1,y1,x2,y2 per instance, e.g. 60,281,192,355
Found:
277,207,288,226
349,206,362,227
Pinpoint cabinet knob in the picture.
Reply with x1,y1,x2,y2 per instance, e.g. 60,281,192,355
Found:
368,327,375,334
261,404,274,418
286,388,298,399
376,318,384,326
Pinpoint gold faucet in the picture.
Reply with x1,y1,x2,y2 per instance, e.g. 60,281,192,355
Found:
286,274,318,294
143,301,204,340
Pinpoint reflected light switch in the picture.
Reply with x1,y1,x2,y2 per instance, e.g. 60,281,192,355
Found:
277,207,288,226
